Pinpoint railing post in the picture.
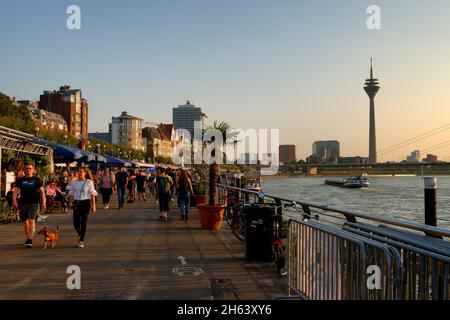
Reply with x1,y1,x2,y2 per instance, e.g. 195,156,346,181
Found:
424,177,441,238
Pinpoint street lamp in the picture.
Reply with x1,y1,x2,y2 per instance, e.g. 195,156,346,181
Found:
34,126,40,138
117,148,121,157
63,134,68,146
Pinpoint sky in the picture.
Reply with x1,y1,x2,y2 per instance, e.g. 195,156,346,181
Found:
1,0,450,162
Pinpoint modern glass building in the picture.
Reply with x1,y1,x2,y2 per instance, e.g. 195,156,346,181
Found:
172,100,204,139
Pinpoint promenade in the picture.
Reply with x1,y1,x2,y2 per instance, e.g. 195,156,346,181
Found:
0,196,288,300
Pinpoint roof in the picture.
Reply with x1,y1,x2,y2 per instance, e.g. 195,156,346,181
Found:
115,111,143,121
158,124,174,141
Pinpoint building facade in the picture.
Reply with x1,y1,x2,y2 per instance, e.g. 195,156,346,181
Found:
407,150,421,163
279,145,296,164
172,100,206,139
142,124,175,162
110,111,145,151
38,85,88,139
28,107,68,132
312,140,340,162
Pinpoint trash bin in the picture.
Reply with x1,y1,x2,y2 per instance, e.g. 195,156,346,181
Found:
242,204,278,262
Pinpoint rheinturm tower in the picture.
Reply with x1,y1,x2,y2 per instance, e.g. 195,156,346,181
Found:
364,58,380,163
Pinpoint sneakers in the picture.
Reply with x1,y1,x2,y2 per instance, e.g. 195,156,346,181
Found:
104,203,110,210
24,239,33,248
77,241,84,248
36,215,48,222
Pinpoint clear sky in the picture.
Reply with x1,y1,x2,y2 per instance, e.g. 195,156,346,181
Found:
1,0,450,161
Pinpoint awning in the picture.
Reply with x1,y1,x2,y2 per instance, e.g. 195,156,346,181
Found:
104,155,132,167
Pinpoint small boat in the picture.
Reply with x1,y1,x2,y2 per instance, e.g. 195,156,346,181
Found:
325,174,369,189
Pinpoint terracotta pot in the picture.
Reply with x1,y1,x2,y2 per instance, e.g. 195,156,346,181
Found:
193,195,207,206
197,204,226,230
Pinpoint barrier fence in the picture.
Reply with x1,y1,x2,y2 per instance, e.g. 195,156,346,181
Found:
218,183,450,300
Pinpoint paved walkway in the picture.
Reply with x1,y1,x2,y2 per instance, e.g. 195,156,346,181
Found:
0,196,288,300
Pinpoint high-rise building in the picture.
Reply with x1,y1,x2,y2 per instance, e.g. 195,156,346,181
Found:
279,145,296,164
364,59,380,163
406,150,421,163
39,85,88,139
110,111,145,151
312,140,340,161
172,100,207,139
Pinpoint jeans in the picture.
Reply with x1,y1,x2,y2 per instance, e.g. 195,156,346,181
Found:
117,186,126,208
178,193,190,218
101,188,113,205
73,200,90,242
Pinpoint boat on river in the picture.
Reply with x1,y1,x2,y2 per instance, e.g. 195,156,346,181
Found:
325,173,369,189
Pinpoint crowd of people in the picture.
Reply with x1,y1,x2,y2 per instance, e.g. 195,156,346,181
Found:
9,164,195,249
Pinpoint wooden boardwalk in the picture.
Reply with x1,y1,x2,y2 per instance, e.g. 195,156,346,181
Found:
0,196,288,300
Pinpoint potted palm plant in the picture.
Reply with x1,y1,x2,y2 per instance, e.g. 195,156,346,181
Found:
197,161,226,230
197,121,237,230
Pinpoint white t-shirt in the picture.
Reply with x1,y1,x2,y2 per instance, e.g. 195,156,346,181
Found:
69,179,98,201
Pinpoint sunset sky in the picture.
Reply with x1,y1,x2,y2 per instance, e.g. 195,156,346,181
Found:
1,0,450,161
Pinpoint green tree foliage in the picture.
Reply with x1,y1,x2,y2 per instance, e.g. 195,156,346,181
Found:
0,92,35,134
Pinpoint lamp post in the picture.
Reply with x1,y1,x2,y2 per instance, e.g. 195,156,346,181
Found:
63,134,68,146
118,148,121,158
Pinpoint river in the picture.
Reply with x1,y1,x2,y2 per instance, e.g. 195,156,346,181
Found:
262,176,450,229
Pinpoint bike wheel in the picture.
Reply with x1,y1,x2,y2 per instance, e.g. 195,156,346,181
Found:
224,206,234,227
231,214,245,242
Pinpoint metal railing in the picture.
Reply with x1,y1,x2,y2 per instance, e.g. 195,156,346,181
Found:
217,183,450,300
288,219,402,300
343,222,450,300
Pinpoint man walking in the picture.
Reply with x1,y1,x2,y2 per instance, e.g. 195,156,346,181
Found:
115,167,128,209
12,164,46,248
156,167,173,221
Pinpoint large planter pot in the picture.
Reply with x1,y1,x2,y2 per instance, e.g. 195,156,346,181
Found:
193,195,207,207
197,204,226,230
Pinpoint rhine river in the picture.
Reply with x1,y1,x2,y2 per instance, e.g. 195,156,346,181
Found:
262,176,450,229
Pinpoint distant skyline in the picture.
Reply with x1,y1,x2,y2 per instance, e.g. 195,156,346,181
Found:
2,0,450,161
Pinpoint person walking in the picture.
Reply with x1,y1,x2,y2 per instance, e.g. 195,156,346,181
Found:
176,169,194,221
127,169,137,203
115,167,128,209
136,170,147,202
12,164,46,248
156,167,173,221
99,169,115,209
68,167,97,248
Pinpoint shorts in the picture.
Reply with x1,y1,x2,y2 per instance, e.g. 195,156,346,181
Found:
19,204,39,221
137,185,146,193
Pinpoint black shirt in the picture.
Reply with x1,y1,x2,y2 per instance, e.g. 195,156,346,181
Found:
16,176,43,205
136,175,146,188
115,172,128,188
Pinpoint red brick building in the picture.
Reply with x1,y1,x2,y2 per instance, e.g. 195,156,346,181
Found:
38,85,88,139
279,145,296,164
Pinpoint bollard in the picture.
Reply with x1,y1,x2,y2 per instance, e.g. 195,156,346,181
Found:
424,177,440,238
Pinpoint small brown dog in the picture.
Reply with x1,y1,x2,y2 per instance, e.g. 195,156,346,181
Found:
37,226,59,249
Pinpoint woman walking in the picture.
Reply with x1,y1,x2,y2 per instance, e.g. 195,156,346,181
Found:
176,169,194,221
99,169,115,209
68,168,97,248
